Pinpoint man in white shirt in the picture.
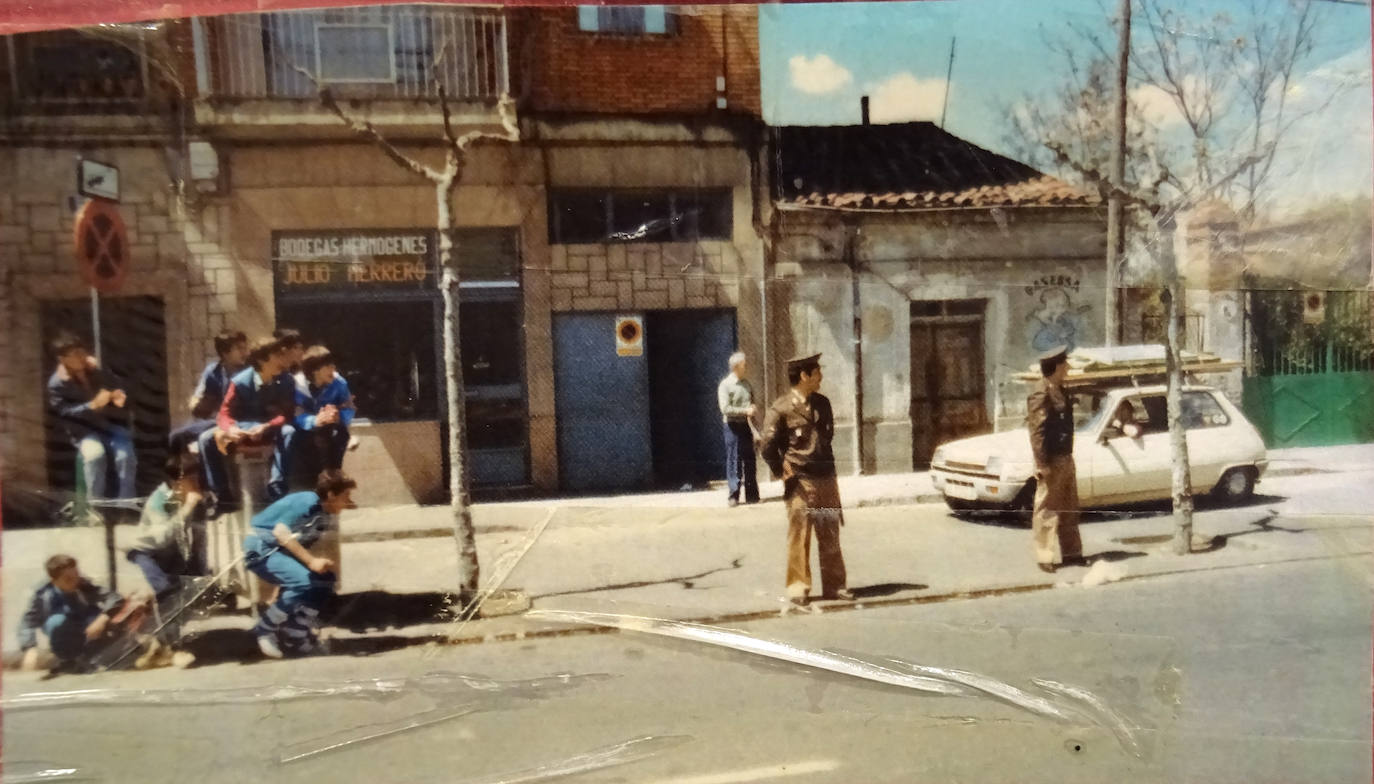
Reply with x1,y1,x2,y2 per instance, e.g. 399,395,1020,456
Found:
717,352,760,507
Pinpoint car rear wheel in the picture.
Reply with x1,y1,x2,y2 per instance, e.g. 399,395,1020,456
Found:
1212,467,1256,505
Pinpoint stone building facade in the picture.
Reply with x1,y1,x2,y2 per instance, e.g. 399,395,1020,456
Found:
1,5,765,510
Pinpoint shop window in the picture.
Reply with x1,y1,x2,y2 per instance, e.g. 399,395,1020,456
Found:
279,300,438,422
549,189,732,244
576,6,674,35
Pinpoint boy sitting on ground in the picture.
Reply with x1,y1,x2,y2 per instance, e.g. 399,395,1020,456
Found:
16,555,138,675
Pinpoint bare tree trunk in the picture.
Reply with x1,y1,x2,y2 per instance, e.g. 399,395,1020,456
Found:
1162,281,1195,554
436,175,480,601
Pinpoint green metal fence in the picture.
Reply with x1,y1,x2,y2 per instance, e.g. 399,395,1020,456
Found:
1243,289,1374,448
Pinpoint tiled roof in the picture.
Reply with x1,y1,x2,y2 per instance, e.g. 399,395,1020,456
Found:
772,122,1100,210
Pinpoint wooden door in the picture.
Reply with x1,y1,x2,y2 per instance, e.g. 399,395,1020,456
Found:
911,305,987,467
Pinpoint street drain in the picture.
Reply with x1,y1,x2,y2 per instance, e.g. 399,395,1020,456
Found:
1117,534,1172,545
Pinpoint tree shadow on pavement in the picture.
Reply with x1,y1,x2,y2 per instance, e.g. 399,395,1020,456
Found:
529,558,746,599
849,583,928,599
326,591,461,633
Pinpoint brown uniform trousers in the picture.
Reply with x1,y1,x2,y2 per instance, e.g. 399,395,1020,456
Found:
785,475,848,599
1032,454,1082,565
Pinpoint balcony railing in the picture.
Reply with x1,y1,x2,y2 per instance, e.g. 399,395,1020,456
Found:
207,5,508,102
3,31,156,115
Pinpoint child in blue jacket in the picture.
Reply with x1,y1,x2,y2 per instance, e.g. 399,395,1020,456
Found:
295,345,357,471
17,555,128,674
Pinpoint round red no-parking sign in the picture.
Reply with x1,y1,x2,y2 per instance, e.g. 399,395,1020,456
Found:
72,199,130,294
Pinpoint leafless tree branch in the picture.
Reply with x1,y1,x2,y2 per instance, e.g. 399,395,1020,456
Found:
291,65,441,183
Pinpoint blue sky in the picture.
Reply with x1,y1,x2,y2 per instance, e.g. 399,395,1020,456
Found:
759,0,1373,210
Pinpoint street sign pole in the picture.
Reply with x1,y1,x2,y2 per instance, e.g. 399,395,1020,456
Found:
90,286,102,362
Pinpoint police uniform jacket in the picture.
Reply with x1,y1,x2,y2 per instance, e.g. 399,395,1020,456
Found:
1027,379,1074,466
761,390,837,482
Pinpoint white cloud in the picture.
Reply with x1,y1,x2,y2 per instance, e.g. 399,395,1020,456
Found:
866,72,948,123
788,54,853,95
1131,83,1187,128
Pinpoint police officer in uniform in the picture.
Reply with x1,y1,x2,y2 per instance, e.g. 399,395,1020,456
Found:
760,353,853,605
1026,345,1083,573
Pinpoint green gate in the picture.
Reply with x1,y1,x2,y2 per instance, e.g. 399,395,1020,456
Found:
1242,289,1374,448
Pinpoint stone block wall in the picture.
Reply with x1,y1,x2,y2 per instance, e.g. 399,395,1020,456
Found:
0,147,238,493
547,241,742,312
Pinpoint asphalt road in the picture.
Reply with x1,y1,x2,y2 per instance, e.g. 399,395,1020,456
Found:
6,553,1370,784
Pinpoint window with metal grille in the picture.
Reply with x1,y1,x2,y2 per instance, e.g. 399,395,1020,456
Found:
548,189,732,244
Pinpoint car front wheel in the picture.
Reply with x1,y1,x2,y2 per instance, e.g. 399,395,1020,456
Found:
1212,467,1256,505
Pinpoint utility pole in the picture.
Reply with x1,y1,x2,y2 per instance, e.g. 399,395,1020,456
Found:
939,37,956,129
845,218,865,476
1105,0,1131,347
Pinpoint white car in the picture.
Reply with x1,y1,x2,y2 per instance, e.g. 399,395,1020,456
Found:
930,384,1268,513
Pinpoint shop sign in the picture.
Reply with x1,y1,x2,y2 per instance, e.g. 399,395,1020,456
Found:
274,229,437,297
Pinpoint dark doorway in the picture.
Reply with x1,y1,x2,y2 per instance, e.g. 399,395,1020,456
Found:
911,300,988,468
646,309,737,488
40,296,169,496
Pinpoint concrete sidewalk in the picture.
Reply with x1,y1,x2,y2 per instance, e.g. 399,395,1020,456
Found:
5,448,1371,664
3,444,1369,662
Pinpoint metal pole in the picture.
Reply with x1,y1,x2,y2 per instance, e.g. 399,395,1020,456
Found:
90,287,102,362
847,220,864,476
1105,0,1131,347
90,285,115,589
939,37,956,129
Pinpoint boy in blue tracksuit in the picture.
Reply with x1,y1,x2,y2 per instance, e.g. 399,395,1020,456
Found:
243,470,356,659
17,555,127,674
295,345,357,471
168,329,248,455
197,336,297,510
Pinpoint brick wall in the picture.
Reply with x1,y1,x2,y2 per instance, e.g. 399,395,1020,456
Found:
523,6,761,117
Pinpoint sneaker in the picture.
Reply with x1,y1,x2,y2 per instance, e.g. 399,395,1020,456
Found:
134,638,165,670
256,634,284,660
823,589,856,601
728,498,739,508
1037,562,1057,574
291,637,331,658
788,594,808,607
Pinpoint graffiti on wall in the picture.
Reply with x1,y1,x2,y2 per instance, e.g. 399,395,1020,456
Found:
1024,274,1092,353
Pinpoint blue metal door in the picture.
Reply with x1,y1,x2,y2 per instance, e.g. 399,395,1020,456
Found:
553,312,654,491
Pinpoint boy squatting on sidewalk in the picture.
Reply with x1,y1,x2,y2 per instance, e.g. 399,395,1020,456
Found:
243,470,356,659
